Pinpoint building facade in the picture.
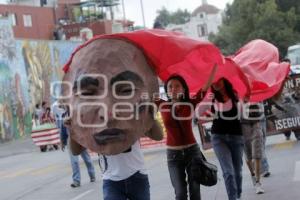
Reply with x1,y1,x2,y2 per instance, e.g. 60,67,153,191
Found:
0,0,131,40
0,5,56,39
166,1,222,41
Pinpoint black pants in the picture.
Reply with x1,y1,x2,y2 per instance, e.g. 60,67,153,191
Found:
284,131,300,140
167,144,202,200
284,131,292,139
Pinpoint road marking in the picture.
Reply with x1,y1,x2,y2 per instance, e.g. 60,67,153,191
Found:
293,161,300,182
0,163,70,179
144,154,155,161
2,168,34,178
273,140,296,150
0,171,7,176
70,189,94,200
31,164,60,176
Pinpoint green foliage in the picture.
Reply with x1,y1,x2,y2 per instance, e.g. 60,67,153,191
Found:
210,0,300,57
276,0,300,31
154,7,191,27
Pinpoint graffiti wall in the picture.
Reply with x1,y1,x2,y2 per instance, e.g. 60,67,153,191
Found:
0,18,80,143
19,39,80,112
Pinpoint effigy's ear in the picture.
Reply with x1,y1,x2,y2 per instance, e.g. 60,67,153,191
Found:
69,136,85,156
145,120,164,141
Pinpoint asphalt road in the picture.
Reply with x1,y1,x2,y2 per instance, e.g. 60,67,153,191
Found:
0,135,300,200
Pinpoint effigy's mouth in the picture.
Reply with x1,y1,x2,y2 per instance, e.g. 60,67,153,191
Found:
93,128,126,145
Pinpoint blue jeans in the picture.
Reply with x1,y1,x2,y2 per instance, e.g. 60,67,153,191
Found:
212,134,244,200
260,120,270,172
103,171,150,200
69,149,95,184
167,144,201,200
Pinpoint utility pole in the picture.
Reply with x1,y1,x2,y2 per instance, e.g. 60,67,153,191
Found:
140,0,146,28
121,0,126,21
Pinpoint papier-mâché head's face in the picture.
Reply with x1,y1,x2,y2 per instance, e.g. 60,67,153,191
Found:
61,39,158,155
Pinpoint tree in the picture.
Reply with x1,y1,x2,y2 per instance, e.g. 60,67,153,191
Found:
276,0,300,32
154,7,191,28
210,0,300,57
170,9,191,25
155,7,171,27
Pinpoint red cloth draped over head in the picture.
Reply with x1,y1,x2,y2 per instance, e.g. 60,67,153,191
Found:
64,29,226,95
232,39,290,102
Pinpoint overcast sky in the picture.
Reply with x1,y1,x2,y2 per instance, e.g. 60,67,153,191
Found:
0,0,233,27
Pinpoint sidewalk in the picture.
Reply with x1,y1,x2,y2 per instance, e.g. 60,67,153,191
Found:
0,136,39,158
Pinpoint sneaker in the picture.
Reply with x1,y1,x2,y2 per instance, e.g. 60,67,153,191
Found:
251,175,256,186
255,182,265,194
70,182,80,188
90,177,96,182
262,171,271,177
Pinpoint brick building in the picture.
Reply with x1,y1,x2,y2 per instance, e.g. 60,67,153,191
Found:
0,5,56,39
0,0,132,40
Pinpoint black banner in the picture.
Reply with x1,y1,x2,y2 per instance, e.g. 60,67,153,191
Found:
265,74,300,135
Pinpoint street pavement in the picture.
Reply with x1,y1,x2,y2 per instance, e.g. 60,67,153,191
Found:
0,134,300,200
0,137,38,158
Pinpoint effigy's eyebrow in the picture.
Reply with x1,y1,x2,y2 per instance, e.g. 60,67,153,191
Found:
73,76,99,90
110,71,143,86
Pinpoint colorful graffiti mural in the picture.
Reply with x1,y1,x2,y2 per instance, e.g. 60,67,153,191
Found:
0,18,25,142
20,40,79,112
0,18,80,143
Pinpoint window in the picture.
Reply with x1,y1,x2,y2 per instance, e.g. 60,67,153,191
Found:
23,14,32,27
197,24,207,37
11,13,17,26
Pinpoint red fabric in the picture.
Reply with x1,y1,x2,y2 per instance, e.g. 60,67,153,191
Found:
215,58,251,99
232,39,290,102
62,30,292,146
63,29,226,95
64,30,287,102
